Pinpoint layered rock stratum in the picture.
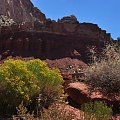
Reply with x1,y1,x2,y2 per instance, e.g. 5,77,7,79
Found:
0,0,113,62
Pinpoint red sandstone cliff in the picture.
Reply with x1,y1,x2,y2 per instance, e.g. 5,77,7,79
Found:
0,0,113,62
0,28,112,62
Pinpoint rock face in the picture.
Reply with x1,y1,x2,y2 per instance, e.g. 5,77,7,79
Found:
0,0,46,23
0,0,113,62
66,82,120,113
0,29,111,62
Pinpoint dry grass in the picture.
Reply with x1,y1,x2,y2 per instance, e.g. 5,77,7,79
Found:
12,103,77,120
84,45,120,95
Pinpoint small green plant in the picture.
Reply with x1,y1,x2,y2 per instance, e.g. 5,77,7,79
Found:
81,101,112,120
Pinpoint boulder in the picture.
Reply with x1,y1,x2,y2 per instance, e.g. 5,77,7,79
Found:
59,15,79,24
66,82,120,111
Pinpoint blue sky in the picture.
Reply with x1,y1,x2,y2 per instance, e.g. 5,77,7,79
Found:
31,0,120,39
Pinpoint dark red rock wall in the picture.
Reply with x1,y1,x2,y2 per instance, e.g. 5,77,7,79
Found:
0,0,112,62
0,28,111,62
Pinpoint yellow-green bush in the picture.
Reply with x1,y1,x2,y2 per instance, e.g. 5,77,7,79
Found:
26,59,63,92
0,59,63,115
26,59,63,108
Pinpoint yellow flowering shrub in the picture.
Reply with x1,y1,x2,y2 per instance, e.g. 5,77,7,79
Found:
26,59,63,91
0,59,63,115
26,59,63,108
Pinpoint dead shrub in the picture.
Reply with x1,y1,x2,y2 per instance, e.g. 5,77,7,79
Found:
84,45,120,95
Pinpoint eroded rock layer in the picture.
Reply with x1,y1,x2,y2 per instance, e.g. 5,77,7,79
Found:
0,0,112,62
0,28,111,62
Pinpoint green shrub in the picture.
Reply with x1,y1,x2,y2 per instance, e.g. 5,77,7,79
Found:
0,59,63,115
26,59,63,92
26,59,63,108
84,45,120,95
81,101,112,120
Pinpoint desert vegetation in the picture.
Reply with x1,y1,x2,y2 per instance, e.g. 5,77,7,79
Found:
0,0,119,119
0,59,63,116
84,45,120,95
0,45,119,120
81,101,112,120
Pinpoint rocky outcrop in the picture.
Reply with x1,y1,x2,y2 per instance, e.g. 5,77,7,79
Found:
58,15,79,24
0,0,113,62
0,0,112,45
0,0,46,23
66,82,120,113
44,15,112,41
45,58,87,73
0,28,111,62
